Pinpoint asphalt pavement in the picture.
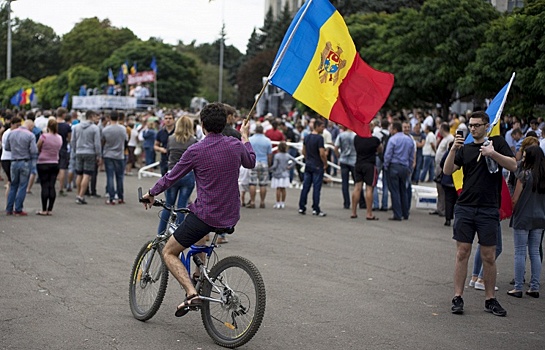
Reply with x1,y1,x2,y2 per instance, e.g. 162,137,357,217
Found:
1,174,544,349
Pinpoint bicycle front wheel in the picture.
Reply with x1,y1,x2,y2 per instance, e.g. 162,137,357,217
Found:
200,256,266,348
129,240,169,321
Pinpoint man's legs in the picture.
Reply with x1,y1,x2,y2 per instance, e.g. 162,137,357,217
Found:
480,245,498,300
104,158,115,201
311,167,324,213
14,162,30,212
162,237,198,299
249,185,257,206
114,158,125,201
351,182,363,218
365,184,374,219
454,242,472,297
298,170,312,212
259,186,267,207
388,165,402,219
78,174,90,198
341,163,351,209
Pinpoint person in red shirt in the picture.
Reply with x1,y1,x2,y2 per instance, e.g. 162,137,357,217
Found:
265,120,285,143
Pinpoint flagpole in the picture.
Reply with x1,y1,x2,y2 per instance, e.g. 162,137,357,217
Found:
244,82,268,123
267,0,313,80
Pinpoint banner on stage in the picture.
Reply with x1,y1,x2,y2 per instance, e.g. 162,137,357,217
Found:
127,71,156,85
72,96,137,110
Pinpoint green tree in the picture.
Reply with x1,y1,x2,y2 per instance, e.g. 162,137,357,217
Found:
103,40,200,106
197,63,238,106
236,49,276,108
0,7,61,82
357,0,499,117
33,65,100,109
331,0,424,15
266,2,293,51
60,17,137,70
464,1,545,116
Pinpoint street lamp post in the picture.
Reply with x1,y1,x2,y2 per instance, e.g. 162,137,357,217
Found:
6,0,16,80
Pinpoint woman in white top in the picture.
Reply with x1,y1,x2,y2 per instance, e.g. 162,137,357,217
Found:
419,124,436,182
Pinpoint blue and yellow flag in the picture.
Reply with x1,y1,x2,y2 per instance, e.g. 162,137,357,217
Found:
108,68,115,85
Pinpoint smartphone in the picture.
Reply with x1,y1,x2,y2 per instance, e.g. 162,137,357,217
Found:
456,130,464,138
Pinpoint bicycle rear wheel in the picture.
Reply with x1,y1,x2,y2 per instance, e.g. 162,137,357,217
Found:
129,240,168,321
200,256,266,348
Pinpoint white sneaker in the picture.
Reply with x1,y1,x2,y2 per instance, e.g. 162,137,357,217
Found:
469,280,476,287
280,203,285,209
273,203,279,209
474,281,499,291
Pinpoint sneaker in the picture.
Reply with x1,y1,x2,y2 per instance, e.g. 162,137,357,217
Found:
298,209,306,215
59,190,67,197
484,298,507,317
117,199,125,204
312,210,327,217
469,280,476,287
105,199,116,205
474,281,499,291
76,197,88,205
273,203,279,209
14,211,28,216
6,211,13,216
280,203,285,209
90,193,101,198
451,296,464,314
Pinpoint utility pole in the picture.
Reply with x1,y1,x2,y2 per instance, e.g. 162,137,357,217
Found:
218,23,225,103
6,0,16,80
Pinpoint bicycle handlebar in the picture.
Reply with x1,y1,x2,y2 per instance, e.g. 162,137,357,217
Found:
138,187,190,214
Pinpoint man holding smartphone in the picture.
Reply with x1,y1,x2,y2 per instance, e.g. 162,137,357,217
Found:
443,111,516,317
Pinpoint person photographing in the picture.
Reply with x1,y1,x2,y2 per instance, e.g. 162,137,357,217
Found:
443,111,516,316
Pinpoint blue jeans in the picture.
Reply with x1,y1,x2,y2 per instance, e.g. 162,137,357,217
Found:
388,163,410,219
419,155,435,182
373,164,388,210
513,228,542,291
158,172,195,234
340,163,355,209
104,158,125,201
6,160,31,213
144,147,155,166
299,165,324,213
472,222,502,279
412,152,422,183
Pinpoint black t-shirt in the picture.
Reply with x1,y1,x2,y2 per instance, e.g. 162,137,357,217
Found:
304,133,325,167
354,136,380,166
454,135,513,208
57,122,72,151
156,128,174,162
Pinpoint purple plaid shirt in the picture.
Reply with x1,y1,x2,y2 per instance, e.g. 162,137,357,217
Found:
150,133,255,228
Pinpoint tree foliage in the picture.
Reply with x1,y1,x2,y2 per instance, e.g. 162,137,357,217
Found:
0,76,32,108
103,40,200,106
464,0,545,116
353,0,499,117
236,49,276,108
60,17,137,70
332,0,425,15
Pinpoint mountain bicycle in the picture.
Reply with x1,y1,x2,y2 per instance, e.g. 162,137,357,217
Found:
129,188,266,348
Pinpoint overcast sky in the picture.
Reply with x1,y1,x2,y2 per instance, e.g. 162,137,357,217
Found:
11,0,265,53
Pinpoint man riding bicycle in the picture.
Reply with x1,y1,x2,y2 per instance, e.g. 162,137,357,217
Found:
142,102,255,316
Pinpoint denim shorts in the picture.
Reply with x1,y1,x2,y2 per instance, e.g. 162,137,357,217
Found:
453,205,500,246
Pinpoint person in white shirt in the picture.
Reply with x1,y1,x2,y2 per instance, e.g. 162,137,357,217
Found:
419,123,436,182
34,112,49,131
431,123,454,216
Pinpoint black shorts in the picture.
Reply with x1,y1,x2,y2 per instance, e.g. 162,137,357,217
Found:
173,212,215,248
354,162,378,186
58,150,69,170
452,205,499,246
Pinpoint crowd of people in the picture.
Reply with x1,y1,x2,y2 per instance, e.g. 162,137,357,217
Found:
1,104,545,317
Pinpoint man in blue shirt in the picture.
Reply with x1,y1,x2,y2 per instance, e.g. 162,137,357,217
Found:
154,113,175,176
383,121,415,221
248,124,272,208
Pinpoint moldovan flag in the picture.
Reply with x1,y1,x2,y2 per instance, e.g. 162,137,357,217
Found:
268,0,394,137
61,93,69,108
452,73,515,219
